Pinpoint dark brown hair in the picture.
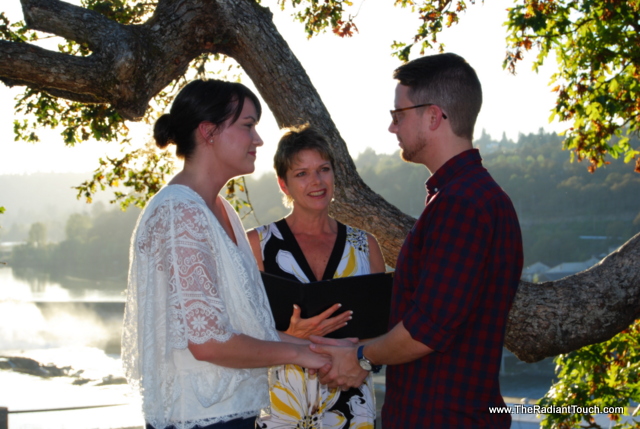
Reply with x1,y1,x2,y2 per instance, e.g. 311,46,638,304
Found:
394,53,482,141
153,79,262,159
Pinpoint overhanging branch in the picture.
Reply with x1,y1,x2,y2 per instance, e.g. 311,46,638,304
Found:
2,0,228,121
21,0,124,50
0,40,101,96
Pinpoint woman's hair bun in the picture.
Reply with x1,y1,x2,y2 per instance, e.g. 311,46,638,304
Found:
153,113,175,149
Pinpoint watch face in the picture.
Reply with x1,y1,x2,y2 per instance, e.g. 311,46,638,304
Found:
359,359,372,371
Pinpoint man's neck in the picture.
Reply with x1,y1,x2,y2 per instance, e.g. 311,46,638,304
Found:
423,137,473,175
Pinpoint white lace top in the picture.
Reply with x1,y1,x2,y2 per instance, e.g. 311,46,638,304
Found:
122,184,280,429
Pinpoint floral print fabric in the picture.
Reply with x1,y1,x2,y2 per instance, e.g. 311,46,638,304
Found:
254,219,376,429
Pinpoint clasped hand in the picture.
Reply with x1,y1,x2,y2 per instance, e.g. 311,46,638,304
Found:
308,336,369,390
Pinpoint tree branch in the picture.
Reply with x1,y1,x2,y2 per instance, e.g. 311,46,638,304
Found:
4,0,228,120
215,0,415,265
505,231,640,362
1,0,639,364
0,40,104,100
21,0,123,50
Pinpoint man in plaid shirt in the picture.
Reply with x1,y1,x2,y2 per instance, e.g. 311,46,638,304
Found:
311,53,524,428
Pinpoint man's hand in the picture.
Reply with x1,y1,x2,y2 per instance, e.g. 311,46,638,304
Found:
309,335,369,389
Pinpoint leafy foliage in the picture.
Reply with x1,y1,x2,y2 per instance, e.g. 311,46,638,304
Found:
2,0,638,214
389,0,473,61
539,320,640,428
1,3,134,147
278,0,359,37
14,88,128,145
504,0,640,173
278,0,473,58
0,12,39,43
74,145,175,209
83,0,155,25
280,0,640,171
27,222,47,247
225,177,260,222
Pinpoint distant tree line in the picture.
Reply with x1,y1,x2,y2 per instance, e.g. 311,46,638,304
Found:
10,204,140,282
7,129,640,280
243,129,640,268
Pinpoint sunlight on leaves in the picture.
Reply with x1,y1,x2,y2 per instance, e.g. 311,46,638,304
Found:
539,320,640,429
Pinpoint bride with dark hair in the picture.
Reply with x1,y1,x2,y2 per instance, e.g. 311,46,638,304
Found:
122,80,330,429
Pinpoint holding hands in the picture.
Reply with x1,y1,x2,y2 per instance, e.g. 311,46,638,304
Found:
294,343,333,374
282,303,371,391
308,336,369,390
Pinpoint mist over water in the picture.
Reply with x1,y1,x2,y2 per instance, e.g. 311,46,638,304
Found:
0,267,143,429
0,268,123,351
0,265,557,428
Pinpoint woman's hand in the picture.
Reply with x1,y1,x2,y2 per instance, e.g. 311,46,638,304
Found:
285,303,352,339
295,343,332,373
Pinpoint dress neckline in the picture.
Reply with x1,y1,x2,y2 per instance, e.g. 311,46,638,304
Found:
167,184,240,249
275,218,347,282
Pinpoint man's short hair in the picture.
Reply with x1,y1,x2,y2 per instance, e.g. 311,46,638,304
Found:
393,53,482,141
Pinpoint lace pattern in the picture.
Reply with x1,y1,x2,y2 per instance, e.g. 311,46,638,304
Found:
122,185,279,428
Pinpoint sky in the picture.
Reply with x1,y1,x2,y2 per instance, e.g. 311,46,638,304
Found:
0,0,566,177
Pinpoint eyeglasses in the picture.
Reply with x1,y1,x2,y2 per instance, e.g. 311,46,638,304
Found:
390,103,448,125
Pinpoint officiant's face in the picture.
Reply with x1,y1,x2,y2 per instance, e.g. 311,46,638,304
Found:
279,149,335,212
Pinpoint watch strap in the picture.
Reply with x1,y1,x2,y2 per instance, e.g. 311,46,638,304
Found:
357,345,382,373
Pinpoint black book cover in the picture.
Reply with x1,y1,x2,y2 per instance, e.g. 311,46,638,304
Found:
261,271,393,339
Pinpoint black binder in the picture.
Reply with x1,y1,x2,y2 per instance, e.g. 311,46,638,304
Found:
261,271,393,339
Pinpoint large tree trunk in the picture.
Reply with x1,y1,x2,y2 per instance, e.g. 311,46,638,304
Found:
2,0,639,363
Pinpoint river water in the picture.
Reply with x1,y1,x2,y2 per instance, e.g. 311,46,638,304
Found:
0,266,557,429
0,266,144,429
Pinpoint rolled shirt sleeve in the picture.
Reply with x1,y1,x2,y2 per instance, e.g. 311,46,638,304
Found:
402,195,492,352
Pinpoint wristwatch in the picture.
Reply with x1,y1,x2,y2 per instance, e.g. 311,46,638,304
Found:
357,345,382,373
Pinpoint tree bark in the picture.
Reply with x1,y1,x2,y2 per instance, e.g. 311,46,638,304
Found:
212,0,416,265
1,0,638,362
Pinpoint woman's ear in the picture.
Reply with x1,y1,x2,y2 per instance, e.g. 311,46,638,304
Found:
197,121,217,144
277,176,290,197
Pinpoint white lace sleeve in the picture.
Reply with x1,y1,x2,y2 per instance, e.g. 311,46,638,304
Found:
124,186,279,427
141,199,238,349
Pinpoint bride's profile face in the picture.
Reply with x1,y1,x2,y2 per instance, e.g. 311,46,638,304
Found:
211,99,264,178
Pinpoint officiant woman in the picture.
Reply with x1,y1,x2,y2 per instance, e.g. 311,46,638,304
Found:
122,80,332,429
247,125,386,429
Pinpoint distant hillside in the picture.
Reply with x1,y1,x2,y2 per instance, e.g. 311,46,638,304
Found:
355,129,640,266
2,129,639,267
0,172,115,242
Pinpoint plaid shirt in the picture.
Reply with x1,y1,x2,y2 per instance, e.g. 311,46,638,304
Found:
382,149,523,428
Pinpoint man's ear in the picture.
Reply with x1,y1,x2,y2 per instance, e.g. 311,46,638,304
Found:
277,176,290,197
428,105,446,131
197,121,217,144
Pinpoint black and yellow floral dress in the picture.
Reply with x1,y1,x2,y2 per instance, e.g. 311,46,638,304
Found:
255,219,376,429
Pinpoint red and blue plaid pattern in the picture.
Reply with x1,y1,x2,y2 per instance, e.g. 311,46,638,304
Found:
382,149,524,428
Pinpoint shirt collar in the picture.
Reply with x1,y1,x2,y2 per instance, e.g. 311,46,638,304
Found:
425,149,482,199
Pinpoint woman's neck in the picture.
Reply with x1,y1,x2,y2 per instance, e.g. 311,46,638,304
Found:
285,207,336,236
169,161,229,208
